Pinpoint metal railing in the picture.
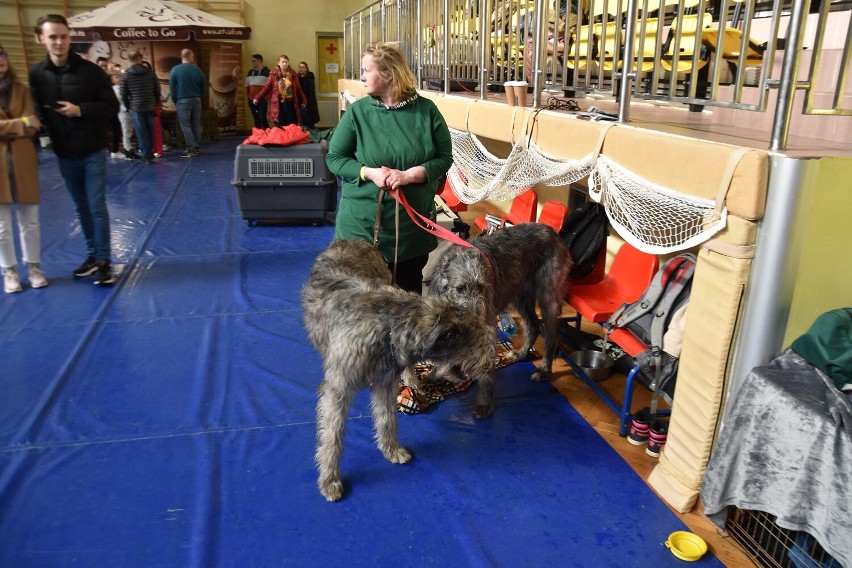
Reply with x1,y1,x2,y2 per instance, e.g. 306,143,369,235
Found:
343,0,851,151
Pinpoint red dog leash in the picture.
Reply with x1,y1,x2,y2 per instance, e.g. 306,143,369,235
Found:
381,187,494,274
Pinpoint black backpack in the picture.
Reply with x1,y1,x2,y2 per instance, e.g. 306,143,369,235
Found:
560,202,610,279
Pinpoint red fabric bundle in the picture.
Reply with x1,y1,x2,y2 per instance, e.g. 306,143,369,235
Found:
242,127,269,145
243,125,309,147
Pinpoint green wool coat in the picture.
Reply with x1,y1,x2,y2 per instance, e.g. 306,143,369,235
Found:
326,95,453,263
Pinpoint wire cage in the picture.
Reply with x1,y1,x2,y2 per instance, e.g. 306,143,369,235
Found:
725,508,843,568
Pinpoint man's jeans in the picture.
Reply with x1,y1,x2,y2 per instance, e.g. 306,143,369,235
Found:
176,97,202,150
57,150,111,262
131,110,156,159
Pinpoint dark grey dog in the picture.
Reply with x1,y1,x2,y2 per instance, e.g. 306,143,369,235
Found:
429,223,571,419
302,239,494,502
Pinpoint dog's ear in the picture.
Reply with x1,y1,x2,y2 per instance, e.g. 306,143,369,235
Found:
415,301,459,352
420,304,494,377
429,255,452,293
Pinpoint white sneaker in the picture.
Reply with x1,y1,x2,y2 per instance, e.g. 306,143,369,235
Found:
4,270,22,294
29,267,48,289
110,152,126,160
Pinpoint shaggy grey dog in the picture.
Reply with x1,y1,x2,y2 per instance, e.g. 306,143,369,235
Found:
302,239,494,502
428,223,571,419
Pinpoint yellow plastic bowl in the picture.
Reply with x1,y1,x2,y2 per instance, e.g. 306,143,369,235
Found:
665,531,708,562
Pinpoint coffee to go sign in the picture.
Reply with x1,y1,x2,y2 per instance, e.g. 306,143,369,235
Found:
70,25,249,42
85,27,179,39
66,0,252,43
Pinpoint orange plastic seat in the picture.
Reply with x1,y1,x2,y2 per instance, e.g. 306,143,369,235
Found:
438,178,467,213
606,326,649,358
474,189,537,232
566,242,659,323
537,201,568,232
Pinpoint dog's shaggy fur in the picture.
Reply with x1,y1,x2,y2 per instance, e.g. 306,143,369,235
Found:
428,223,571,419
302,239,494,502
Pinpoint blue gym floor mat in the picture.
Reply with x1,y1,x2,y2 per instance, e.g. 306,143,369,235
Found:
0,140,722,567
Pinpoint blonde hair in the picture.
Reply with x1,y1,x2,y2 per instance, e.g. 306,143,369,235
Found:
363,42,416,102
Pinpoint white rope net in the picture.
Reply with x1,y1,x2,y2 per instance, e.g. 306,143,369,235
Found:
447,128,596,204
589,155,729,255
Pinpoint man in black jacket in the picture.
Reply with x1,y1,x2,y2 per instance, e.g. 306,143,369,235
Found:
29,14,119,286
120,50,160,165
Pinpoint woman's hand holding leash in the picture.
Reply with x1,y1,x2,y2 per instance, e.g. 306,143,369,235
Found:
375,165,426,191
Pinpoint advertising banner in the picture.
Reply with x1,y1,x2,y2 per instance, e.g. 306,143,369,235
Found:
207,42,241,134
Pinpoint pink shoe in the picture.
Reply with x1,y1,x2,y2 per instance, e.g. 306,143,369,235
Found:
646,419,669,458
627,407,652,446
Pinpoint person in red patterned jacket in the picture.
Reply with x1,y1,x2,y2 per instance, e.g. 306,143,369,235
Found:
251,54,307,127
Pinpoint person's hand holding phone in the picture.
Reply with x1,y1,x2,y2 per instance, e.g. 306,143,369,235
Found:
54,100,80,118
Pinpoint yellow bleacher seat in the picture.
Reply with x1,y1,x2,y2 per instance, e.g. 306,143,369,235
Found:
661,13,713,74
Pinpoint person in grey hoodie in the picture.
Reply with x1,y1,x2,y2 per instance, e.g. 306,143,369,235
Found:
120,50,160,164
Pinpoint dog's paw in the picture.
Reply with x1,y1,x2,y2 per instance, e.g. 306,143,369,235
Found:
502,350,522,364
319,478,344,502
474,403,494,419
530,368,552,382
383,445,413,464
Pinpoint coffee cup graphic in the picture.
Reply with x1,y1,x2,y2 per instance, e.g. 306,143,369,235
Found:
155,55,181,80
210,72,237,118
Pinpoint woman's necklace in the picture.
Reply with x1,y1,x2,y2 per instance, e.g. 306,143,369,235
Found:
381,93,418,110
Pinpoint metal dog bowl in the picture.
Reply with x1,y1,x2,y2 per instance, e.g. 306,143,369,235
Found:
571,350,615,382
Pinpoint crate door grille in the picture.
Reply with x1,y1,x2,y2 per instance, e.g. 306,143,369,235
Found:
726,508,843,568
249,158,313,178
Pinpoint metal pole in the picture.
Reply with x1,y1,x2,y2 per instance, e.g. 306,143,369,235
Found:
381,2,387,42
443,0,450,94
723,155,818,417
530,0,546,107
480,0,489,100
343,19,349,79
617,0,639,121
417,0,423,88
769,0,809,151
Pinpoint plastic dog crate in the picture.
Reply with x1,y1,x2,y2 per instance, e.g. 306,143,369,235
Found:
231,140,338,225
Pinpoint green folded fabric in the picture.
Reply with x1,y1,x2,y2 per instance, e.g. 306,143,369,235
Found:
790,307,852,391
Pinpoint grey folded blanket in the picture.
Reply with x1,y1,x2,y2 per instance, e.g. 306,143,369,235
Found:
700,349,852,567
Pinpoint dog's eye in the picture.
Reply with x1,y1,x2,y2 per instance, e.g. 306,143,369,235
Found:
455,285,465,294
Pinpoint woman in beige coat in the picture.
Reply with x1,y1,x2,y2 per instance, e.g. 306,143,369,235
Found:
0,45,47,293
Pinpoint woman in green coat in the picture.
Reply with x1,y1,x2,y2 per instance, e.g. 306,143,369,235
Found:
326,42,453,294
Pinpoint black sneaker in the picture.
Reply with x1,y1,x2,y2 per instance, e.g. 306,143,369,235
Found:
94,261,116,286
627,407,652,446
645,419,669,458
180,149,194,158
73,256,98,277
